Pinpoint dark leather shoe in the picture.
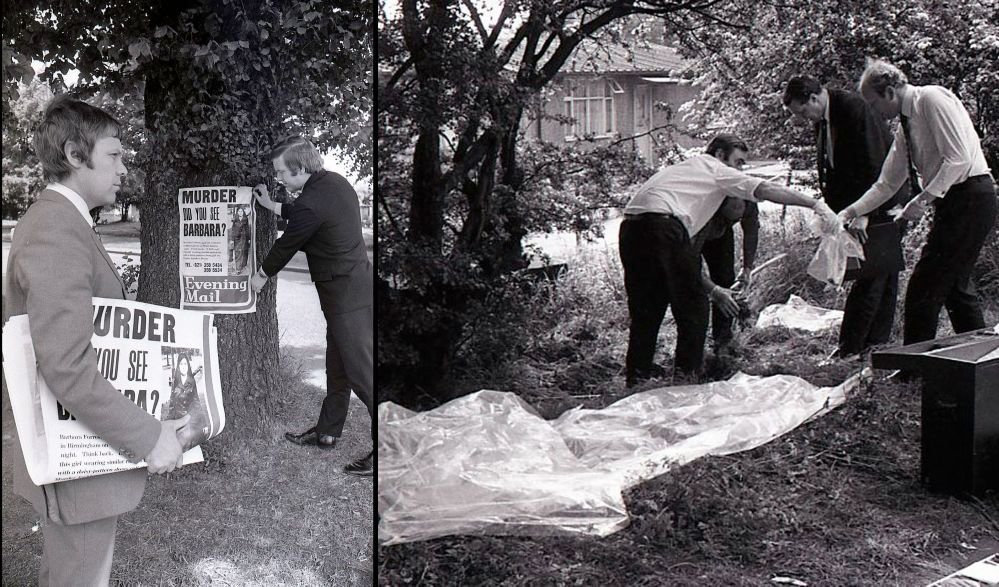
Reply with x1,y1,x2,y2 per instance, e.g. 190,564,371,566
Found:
344,451,373,477
284,427,336,449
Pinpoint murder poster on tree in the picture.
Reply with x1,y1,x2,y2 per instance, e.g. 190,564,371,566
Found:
178,185,257,313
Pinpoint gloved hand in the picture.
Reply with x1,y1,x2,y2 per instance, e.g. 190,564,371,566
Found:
253,184,280,214
734,267,753,292
709,285,740,319
891,193,931,222
813,200,840,234
251,268,268,292
847,214,869,244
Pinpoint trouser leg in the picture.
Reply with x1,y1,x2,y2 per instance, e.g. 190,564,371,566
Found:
620,218,670,381
40,515,118,587
665,237,709,376
317,316,351,437
327,306,374,441
866,270,898,347
839,271,897,355
904,179,996,344
701,226,736,347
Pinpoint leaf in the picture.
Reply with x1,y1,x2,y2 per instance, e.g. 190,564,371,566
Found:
127,39,151,60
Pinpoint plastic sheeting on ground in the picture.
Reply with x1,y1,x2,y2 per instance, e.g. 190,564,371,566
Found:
378,372,861,545
756,294,843,332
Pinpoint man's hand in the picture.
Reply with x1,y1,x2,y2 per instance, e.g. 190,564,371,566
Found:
253,184,278,214
709,286,740,319
813,200,839,234
847,214,870,245
836,206,856,228
251,269,268,293
146,414,191,475
734,267,753,292
891,194,930,222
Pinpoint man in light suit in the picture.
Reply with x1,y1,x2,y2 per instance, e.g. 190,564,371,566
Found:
252,136,373,477
5,95,189,586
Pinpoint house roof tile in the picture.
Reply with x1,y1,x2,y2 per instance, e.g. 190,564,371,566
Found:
561,41,689,75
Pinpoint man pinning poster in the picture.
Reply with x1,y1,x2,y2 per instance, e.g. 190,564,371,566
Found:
178,185,257,312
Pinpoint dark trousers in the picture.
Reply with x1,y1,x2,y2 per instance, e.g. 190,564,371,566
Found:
904,175,997,344
620,214,708,379
315,280,374,439
839,271,898,355
701,224,736,347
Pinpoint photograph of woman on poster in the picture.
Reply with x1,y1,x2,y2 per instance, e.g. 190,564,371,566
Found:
162,352,210,452
229,205,251,274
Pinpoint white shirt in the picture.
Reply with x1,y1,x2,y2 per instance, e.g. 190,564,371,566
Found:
47,183,94,227
624,153,763,236
853,85,991,215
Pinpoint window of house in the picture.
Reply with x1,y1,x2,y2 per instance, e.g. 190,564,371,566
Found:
563,78,623,141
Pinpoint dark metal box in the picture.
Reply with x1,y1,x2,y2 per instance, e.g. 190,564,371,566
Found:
872,328,999,495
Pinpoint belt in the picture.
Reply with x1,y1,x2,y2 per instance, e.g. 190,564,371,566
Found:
624,211,676,220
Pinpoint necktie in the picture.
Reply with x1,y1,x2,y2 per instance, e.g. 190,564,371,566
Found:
816,119,828,192
899,114,922,193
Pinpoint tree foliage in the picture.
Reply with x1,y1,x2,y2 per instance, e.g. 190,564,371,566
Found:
2,77,50,218
679,0,999,172
378,0,753,397
4,0,373,435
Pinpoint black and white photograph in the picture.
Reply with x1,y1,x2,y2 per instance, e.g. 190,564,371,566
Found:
2,0,374,585
376,0,998,584
3,0,998,585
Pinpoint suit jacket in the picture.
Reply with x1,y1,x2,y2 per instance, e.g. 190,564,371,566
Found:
261,170,372,314
821,88,900,219
5,190,161,525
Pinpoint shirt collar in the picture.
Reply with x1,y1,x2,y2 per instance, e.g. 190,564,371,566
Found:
47,183,94,227
900,85,916,118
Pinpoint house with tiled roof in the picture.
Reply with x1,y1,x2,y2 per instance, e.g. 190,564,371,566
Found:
525,39,701,165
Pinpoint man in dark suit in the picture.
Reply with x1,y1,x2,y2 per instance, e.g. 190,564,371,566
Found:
6,95,189,585
252,135,373,476
695,198,759,354
783,76,904,358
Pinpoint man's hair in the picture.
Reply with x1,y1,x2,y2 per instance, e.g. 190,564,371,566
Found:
782,75,823,106
859,58,908,97
705,133,749,159
34,94,121,181
269,135,324,174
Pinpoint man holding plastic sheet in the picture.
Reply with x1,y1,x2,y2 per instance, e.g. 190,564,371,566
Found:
838,59,997,346
620,134,840,387
252,135,373,477
5,95,189,586
783,75,905,359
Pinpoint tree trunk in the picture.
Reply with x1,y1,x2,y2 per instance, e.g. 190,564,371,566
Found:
137,64,281,439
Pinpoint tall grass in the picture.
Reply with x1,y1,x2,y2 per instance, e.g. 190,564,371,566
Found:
444,206,999,407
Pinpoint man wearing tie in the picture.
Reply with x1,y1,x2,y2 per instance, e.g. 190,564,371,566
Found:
252,135,373,476
5,95,189,586
783,75,903,358
838,59,997,345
